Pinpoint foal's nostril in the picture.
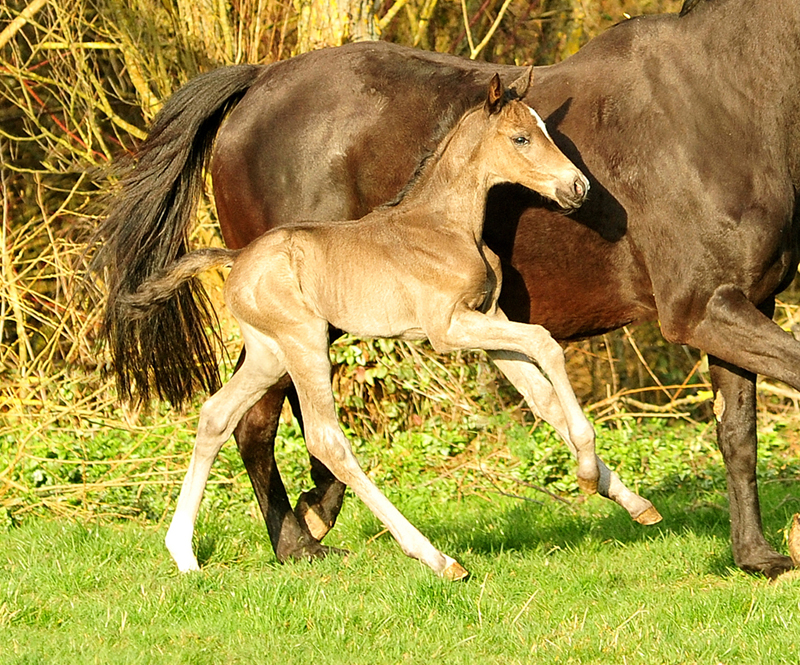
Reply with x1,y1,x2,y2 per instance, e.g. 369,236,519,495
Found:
574,177,586,200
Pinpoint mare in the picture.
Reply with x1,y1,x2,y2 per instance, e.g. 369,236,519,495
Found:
121,74,597,578
93,0,800,578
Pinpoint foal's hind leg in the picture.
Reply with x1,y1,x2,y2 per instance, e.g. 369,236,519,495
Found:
282,330,468,580
234,378,342,562
489,350,661,524
284,373,347,542
232,339,345,562
166,341,286,572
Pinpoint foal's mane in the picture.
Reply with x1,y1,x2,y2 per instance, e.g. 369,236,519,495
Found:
679,0,707,17
379,100,478,209
381,83,527,209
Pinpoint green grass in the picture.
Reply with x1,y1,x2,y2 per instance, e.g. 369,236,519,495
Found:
3,378,800,665
2,439,800,664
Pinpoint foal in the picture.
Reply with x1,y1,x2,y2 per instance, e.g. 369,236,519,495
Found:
127,72,595,579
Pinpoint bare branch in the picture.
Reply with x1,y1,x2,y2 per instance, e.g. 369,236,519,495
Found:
0,0,49,51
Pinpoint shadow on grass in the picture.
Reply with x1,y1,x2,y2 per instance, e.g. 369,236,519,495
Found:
195,533,218,569
372,468,800,578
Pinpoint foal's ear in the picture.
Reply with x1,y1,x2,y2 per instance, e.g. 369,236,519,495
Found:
507,66,533,100
486,73,504,115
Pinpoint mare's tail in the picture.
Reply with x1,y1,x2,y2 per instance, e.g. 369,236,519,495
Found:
89,65,261,407
119,248,240,319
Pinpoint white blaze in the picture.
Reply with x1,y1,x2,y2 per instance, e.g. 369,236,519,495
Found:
527,105,552,141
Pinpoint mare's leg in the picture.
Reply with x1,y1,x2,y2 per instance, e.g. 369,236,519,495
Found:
234,375,338,562
709,356,793,578
489,350,661,524
283,329,468,580
662,289,797,575
166,343,286,572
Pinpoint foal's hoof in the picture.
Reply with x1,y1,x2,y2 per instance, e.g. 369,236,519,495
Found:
577,477,598,495
441,560,470,582
772,569,800,585
633,505,662,526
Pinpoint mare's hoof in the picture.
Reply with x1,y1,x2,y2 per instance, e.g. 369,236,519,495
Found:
736,536,795,580
788,513,800,567
745,554,794,581
577,477,598,495
441,560,470,582
277,540,348,564
295,496,336,541
297,506,332,541
633,505,662,526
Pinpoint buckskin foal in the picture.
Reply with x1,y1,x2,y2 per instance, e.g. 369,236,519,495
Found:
122,73,604,578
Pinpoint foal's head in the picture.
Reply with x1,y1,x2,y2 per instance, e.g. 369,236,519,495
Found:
477,70,589,210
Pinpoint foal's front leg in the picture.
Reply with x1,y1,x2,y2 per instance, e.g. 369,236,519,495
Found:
488,349,661,524
434,307,600,494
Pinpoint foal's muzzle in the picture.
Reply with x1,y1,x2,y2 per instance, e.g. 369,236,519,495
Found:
557,173,590,210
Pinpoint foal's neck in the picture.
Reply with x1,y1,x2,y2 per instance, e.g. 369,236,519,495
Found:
400,109,495,237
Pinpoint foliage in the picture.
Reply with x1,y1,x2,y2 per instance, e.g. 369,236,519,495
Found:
0,0,688,421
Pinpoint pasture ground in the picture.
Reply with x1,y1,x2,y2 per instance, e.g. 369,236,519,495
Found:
1,412,799,664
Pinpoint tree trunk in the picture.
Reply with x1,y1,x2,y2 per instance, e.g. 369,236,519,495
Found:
293,0,378,54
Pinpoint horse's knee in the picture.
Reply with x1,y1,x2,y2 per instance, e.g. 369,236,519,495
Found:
530,327,566,367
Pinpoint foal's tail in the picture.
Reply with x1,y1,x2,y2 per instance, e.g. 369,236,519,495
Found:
89,65,261,407
120,248,240,320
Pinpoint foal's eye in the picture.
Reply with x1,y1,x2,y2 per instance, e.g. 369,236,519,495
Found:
512,135,530,146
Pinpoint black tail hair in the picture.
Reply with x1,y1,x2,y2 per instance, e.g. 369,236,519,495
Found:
90,65,261,407
119,248,240,320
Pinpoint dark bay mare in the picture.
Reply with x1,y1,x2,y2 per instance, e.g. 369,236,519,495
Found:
94,0,800,578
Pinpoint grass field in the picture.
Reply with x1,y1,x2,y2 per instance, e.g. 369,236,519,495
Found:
2,412,800,664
